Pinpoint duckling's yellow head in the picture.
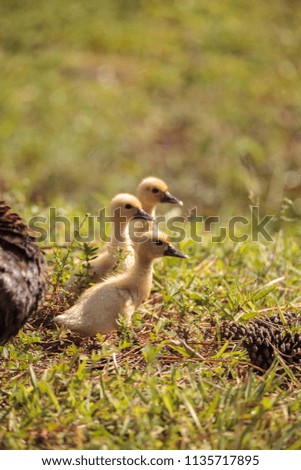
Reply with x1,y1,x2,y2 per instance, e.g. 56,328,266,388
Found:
110,194,153,222
135,230,188,261
137,177,183,213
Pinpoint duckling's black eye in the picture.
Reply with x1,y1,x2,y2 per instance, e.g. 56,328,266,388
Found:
154,240,164,246
152,188,159,194
125,204,132,209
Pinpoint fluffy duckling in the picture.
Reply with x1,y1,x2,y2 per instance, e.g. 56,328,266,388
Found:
137,176,183,217
54,231,187,336
0,201,47,344
87,194,152,282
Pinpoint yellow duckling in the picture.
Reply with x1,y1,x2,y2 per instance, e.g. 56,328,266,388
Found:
54,231,187,336
88,194,153,282
137,176,183,217
129,176,183,240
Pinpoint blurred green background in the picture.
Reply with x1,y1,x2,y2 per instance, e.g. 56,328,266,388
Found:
1,0,301,215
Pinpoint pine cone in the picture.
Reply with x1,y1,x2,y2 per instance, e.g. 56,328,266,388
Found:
220,313,301,370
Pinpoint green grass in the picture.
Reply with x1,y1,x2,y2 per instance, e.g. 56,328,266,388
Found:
1,222,301,450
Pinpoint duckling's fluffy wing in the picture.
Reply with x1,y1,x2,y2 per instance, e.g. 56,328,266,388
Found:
89,249,116,281
118,248,135,273
54,283,135,336
90,245,135,281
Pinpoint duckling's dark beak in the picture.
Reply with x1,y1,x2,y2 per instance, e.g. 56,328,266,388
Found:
132,208,153,221
161,191,183,206
164,244,188,259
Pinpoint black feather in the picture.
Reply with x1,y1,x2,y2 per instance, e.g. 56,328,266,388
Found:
0,201,47,344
